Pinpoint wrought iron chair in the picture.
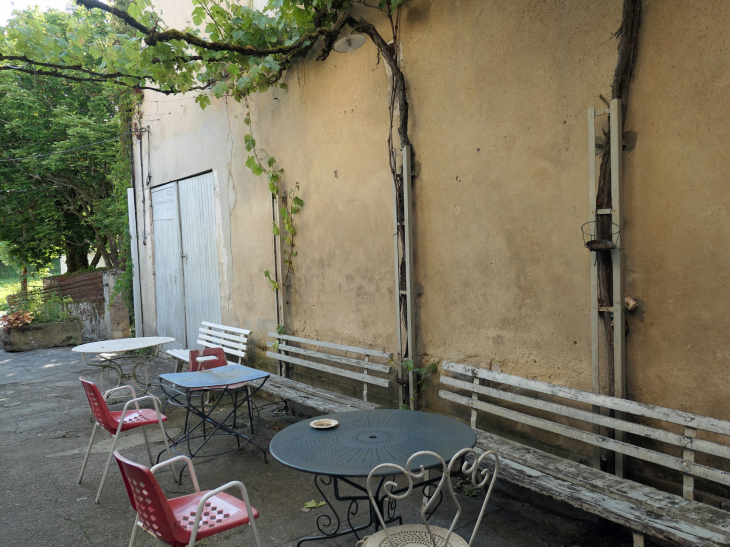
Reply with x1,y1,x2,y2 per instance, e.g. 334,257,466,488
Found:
361,448,499,547
77,378,178,503
114,451,262,547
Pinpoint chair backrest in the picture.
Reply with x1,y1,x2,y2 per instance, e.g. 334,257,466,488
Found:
366,448,499,547
114,451,185,545
439,360,730,501
197,322,249,364
80,378,115,434
266,332,394,402
189,347,227,372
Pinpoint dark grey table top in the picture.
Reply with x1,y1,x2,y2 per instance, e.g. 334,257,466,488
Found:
160,364,269,389
270,409,476,477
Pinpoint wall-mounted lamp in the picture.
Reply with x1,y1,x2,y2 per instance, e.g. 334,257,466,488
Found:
333,33,366,54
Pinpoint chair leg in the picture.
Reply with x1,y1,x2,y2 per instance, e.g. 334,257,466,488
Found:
95,431,122,503
633,532,644,547
129,515,140,547
157,419,180,484
141,426,154,465
77,423,99,484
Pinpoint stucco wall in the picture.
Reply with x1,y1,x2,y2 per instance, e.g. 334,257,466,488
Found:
134,0,730,432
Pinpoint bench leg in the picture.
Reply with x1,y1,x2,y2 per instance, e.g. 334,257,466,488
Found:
632,532,644,547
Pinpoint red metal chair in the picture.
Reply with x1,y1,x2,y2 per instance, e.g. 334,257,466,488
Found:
77,378,178,503
115,451,262,547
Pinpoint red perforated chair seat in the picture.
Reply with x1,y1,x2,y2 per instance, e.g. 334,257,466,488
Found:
107,409,168,432
168,492,258,542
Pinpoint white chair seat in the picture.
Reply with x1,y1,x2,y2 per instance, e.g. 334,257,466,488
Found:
361,525,468,547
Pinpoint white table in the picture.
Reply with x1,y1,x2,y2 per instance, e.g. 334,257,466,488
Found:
73,337,175,391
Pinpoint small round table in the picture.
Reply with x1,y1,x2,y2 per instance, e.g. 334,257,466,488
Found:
270,409,476,545
73,337,175,391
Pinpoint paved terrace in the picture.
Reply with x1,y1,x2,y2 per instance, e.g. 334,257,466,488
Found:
0,347,635,546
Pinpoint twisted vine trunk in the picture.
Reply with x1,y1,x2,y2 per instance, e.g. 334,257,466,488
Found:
596,0,641,396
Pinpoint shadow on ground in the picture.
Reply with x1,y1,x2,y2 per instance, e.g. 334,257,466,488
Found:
0,347,638,546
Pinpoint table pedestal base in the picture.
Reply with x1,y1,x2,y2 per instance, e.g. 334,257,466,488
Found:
297,473,445,546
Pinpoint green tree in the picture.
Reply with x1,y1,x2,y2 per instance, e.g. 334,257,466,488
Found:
0,7,135,273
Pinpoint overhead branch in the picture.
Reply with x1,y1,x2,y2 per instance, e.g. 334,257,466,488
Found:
0,64,211,94
74,0,342,57
339,15,410,147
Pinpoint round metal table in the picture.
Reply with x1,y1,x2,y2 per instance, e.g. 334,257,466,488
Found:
73,337,175,391
270,409,476,545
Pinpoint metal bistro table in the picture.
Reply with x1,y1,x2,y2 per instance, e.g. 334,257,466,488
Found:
73,336,175,392
270,409,477,545
159,364,270,463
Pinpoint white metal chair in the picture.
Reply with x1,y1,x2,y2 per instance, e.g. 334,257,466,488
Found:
361,448,499,547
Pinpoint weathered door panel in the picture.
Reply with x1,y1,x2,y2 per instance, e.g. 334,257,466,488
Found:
151,184,186,349
178,173,222,349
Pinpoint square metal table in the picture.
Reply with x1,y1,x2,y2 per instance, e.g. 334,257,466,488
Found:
160,364,270,462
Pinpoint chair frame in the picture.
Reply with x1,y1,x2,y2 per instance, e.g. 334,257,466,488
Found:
77,380,178,503
365,448,499,547
123,453,262,547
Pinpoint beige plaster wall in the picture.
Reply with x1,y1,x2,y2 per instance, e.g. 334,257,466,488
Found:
134,0,730,428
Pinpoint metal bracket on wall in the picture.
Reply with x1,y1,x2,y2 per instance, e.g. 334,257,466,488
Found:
588,98,626,477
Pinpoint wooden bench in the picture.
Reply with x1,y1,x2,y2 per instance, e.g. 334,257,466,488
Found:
166,321,250,372
264,332,394,414
439,360,730,547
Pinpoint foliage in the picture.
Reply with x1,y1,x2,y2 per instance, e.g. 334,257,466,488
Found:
0,6,134,272
0,310,34,330
31,293,76,324
5,290,76,325
244,109,304,292
398,359,438,409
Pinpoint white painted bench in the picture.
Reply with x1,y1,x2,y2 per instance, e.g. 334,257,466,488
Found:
264,333,394,414
166,321,250,372
440,360,730,547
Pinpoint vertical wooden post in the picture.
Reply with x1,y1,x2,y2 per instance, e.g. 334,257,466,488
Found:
363,355,370,402
588,105,601,470
402,145,416,409
610,98,626,478
392,149,405,406
273,192,287,377
683,426,697,500
632,532,645,547
471,376,480,429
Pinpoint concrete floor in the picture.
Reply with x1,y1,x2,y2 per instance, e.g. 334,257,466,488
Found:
0,347,637,547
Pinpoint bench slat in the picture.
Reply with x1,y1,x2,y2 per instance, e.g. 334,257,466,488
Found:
202,321,250,335
199,340,246,358
198,327,248,344
166,349,190,361
199,332,247,351
268,332,393,359
473,431,730,547
475,429,730,540
266,351,390,387
260,377,368,414
267,342,391,373
265,376,379,411
441,375,730,461
443,361,730,437
440,389,730,488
